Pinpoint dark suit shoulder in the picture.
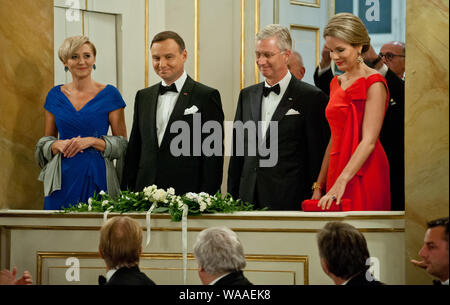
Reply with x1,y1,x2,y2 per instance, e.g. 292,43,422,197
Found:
290,78,328,107
134,84,159,108
296,79,326,94
106,266,156,286
214,271,253,285
241,82,263,94
192,80,219,94
138,83,160,96
346,271,383,286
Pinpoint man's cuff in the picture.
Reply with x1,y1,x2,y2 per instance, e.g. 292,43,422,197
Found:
377,63,388,77
318,64,331,76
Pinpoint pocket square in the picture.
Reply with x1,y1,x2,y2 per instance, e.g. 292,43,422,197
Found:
184,105,199,115
285,108,300,115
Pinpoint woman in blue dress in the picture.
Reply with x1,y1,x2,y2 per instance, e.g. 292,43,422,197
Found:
38,36,127,210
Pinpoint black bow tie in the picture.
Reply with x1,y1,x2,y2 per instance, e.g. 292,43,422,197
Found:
98,275,107,286
433,280,442,286
263,84,280,97
159,83,178,95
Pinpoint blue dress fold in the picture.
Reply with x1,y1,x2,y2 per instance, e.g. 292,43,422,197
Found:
43,85,126,210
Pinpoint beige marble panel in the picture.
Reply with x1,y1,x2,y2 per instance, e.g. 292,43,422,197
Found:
0,210,405,284
405,0,449,284
0,0,53,209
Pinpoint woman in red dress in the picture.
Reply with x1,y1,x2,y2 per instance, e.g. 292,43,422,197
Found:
312,13,391,211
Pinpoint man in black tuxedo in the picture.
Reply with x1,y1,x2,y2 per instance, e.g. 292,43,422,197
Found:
313,43,405,210
411,217,449,285
193,226,252,285
317,222,383,285
227,24,329,210
122,31,224,195
98,216,156,285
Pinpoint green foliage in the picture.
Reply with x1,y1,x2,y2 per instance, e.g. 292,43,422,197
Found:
61,186,260,221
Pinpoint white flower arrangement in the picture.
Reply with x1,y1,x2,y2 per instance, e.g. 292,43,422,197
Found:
62,185,257,221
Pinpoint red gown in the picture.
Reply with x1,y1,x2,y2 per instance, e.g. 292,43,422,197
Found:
326,74,391,211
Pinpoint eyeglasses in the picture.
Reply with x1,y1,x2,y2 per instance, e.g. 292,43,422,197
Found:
255,51,285,59
379,52,405,62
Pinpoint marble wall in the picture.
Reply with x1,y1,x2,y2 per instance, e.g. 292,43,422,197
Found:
405,0,449,284
0,0,53,209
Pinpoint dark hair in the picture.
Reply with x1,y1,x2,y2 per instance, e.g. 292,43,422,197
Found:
427,217,449,242
151,31,185,52
317,222,370,279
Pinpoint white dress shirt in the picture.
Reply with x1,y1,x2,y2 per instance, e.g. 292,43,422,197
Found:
105,268,117,282
156,71,187,146
261,71,292,135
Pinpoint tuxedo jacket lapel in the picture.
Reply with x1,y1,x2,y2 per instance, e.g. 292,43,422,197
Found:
264,77,297,141
143,85,159,150
250,83,263,124
159,76,195,150
271,76,297,123
250,83,264,144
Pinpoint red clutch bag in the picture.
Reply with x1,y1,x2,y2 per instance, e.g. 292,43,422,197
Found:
301,199,352,212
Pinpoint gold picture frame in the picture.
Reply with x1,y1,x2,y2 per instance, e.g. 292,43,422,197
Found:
290,0,320,8
290,24,321,67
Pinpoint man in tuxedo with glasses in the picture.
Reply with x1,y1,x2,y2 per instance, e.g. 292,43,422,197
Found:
227,24,329,210
379,41,405,80
122,31,224,196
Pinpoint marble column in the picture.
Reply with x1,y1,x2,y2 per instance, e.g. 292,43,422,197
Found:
0,0,53,209
405,0,449,284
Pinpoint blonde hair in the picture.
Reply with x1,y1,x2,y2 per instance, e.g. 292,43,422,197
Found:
99,216,142,269
323,13,370,53
58,35,97,63
256,24,292,52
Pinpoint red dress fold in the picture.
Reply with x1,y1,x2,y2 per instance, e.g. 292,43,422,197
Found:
325,74,391,211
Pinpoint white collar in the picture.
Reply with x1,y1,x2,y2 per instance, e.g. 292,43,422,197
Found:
106,269,117,282
442,279,449,285
161,71,187,92
209,272,230,285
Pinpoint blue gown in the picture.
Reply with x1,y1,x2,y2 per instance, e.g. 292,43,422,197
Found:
43,84,126,210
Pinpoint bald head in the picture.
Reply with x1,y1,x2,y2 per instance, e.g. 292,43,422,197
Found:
380,41,405,79
288,51,306,80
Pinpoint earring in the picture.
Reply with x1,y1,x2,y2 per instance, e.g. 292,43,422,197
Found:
357,53,363,63
64,66,69,72
93,64,96,70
